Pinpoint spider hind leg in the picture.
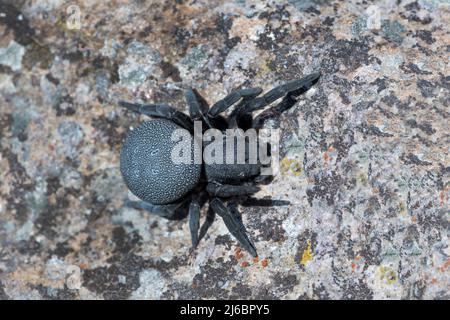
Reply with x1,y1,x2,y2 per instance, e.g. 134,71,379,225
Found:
210,198,257,257
124,199,188,220
118,101,193,132
189,196,201,248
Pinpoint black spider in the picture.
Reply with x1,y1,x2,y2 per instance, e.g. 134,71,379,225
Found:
118,72,320,257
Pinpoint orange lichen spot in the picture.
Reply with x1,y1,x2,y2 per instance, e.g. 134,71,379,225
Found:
79,263,89,269
253,257,259,263
411,215,417,222
351,262,357,271
261,259,268,267
328,146,335,152
234,248,244,261
241,261,249,268
440,259,450,272
431,278,438,284
234,248,244,260
323,152,329,161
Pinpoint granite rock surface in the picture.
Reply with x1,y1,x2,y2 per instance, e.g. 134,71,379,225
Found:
0,0,449,299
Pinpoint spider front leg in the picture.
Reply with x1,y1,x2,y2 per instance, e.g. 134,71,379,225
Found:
210,198,257,257
185,88,212,129
208,87,263,118
240,72,321,115
185,88,232,130
118,101,193,132
252,91,298,129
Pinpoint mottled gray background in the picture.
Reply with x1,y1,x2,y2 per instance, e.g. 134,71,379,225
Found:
0,0,448,299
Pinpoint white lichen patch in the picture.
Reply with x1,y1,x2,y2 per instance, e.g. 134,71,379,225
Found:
130,269,167,300
0,41,25,72
119,41,162,89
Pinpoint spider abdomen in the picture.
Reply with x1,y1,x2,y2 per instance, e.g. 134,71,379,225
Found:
120,119,201,205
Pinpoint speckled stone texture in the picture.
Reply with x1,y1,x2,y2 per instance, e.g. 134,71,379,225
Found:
0,0,448,300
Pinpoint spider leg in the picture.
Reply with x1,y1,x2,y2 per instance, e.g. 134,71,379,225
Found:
241,72,321,115
240,197,290,207
251,90,299,129
188,196,201,248
185,88,213,129
210,198,257,257
198,206,215,244
208,87,263,118
227,96,260,129
207,181,260,197
118,101,193,132
253,171,275,185
124,199,183,219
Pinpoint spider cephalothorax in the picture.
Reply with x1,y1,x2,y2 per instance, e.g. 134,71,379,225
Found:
119,72,320,257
